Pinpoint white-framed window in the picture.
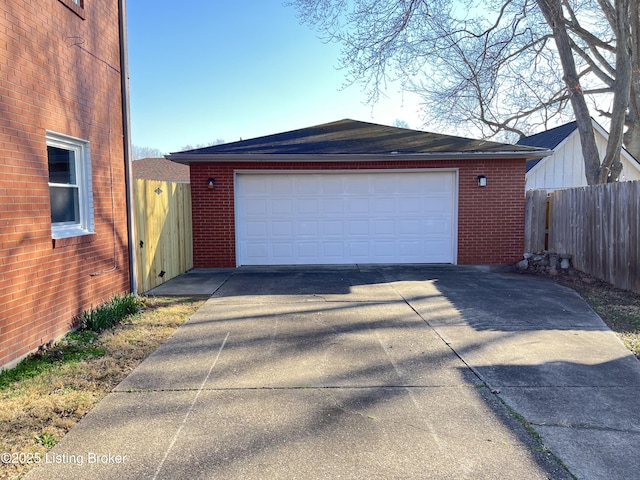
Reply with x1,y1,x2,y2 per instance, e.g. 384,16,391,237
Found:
46,131,94,239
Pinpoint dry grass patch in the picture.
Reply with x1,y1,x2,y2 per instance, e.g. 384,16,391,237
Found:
0,296,205,480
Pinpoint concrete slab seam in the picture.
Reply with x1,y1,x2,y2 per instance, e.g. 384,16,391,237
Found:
379,268,493,389
210,271,236,297
491,391,576,477
378,268,577,477
111,384,481,394
151,332,230,480
529,422,640,435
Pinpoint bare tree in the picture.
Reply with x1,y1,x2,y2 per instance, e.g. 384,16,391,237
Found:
288,0,637,184
179,139,226,151
131,145,164,160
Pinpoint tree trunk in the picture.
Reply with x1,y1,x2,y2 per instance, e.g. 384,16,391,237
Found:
626,0,640,163
624,122,640,161
537,0,602,185
600,0,632,183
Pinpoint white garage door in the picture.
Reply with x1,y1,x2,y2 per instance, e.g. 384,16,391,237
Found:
236,171,457,266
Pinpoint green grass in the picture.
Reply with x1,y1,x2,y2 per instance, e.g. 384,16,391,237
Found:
0,294,141,390
0,296,205,480
0,331,106,390
80,293,141,332
34,432,56,448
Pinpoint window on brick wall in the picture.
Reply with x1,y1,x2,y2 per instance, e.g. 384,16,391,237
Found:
46,131,94,239
58,0,85,19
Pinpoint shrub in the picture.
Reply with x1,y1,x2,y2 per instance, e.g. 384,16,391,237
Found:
80,294,141,332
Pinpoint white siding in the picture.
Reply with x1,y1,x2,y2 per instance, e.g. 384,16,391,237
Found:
526,128,640,190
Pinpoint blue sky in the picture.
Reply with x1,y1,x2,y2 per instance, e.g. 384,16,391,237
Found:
126,1,425,154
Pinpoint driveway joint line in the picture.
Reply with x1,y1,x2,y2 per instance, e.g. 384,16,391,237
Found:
151,332,230,480
531,422,640,434
378,268,495,390
115,384,483,394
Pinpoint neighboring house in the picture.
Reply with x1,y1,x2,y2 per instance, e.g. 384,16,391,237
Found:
167,119,550,267
0,1,133,369
517,119,640,191
133,157,190,183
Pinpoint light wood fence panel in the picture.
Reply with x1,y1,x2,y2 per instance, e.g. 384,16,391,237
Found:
133,179,193,293
547,181,640,293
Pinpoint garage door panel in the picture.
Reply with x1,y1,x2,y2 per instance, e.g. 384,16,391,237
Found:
297,243,319,259
272,243,294,258
345,176,370,194
242,176,269,194
296,176,321,194
297,222,319,236
374,220,395,235
373,197,395,214
425,218,450,234
236,171,456,265
348,242,370,257
297,199,319,214
271,198,293,215
421,173,452,192
398,198,422,214
372,176,396,194
401,177,425,194
246,243,268,260
347,197,370,214
399,219,422,235
271,221,293,236
323,221,345,236
272,177,294,194
399,241,422,256
321,176,344,194
246,221,267,237
374,241,395,257
322,198,345,214
348,220,370,236
245,199,267,215
323,242,345,258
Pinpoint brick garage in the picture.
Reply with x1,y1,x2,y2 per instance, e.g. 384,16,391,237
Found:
0,0,131,368
168,120,549,268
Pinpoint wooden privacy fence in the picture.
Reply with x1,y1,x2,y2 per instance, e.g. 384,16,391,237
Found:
133,179,193,293
525,181,640,293
524,189,550,253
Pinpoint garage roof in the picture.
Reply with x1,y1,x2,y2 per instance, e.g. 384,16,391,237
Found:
132,157,190,183
167,119,551,163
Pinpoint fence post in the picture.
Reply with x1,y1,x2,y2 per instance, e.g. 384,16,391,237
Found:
545,192,552,251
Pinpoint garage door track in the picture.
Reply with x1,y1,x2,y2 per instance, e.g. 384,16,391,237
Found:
26,266,640,479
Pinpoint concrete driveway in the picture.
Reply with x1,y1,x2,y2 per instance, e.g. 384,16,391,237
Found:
27,266,640,479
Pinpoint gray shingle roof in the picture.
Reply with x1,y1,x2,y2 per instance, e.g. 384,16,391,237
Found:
516,121,578,150
171,119,546,157
132,157,190,183
516,121,579,172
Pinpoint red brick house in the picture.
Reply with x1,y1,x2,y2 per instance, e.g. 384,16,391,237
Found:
167,120,550,268
0,0,133,369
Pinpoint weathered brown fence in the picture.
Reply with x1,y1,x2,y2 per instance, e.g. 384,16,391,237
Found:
525,181,640,293
524,189,550,253
133,179,193,293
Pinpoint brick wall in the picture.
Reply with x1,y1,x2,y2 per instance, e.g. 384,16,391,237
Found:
0,1,130,368
190,159,526,267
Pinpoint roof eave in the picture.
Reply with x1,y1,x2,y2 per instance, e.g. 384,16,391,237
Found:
166,150,552,164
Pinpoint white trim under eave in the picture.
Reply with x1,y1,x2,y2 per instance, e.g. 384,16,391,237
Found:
166,150,552,164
